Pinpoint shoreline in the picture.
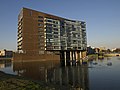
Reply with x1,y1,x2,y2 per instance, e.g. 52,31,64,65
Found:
0,71,55,90
0,71,70,90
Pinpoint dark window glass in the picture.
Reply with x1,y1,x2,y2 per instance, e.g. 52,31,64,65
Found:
46,34,52,38
46,27,52,33
38,28,42,30
47,20,52,22
54,36,58,38
46,29,52,33
38,16,43,18
54,28,58,31
38,23,43,26
46,24,52,27
73,33,76,38
53,25,57,27
38,20,43,22
54,32,58,34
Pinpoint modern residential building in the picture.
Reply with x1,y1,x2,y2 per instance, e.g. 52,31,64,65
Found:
14,8,87,62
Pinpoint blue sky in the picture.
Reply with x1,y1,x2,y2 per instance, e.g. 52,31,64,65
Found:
0,0,120,50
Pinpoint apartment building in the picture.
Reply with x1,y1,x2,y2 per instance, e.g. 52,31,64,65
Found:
14,8,87,61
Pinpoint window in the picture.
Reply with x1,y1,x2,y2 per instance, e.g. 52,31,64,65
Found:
46,23,52,27
38,28,43,30
53,25,57,27
46,34,52,38
39,43,44,45
73,33,76,38
38,20,43,22
54,35,58,38
38,16,43,18
54,46,59,49
47,20,52,22
38,23,43,26
46,51,53,54
54,42,59,45
54,32,58,34
30,11,32,16
54,28,58,31
46,27,52,33
46,29,52,33
39,51,44,54
73,40,77,44
78,34,80,37
56,22,58,24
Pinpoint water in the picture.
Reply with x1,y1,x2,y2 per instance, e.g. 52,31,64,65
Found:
0,57,120,90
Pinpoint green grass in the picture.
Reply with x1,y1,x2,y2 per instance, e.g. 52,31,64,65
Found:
0,71,56,90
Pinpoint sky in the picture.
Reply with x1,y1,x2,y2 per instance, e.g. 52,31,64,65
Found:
0,0,120,51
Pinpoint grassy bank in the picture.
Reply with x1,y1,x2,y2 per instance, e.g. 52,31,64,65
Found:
87,54,98,59
87,54,105,60
0,71,56,90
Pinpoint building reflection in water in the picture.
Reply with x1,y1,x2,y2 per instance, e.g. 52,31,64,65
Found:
0,60,12,69
13,61,89,90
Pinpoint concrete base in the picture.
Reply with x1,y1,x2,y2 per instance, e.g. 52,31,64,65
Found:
13,53,60,61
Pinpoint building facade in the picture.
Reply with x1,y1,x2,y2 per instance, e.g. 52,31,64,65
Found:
14,8,87,61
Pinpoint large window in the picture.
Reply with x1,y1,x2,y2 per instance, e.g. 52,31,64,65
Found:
38,16,43,18
46,23,52,27
54,32,58,34
38,20,43,22
54,35,58,38
38,23,43,26
38,28,43,30
46,27,52,33
46,34,52,38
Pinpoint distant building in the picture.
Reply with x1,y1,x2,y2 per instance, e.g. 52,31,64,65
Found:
0,50,5,56
0,49,13,58
112,48,120,53
94,48,100,54
99,47,106,52
87,46,95,55
14,8,87,61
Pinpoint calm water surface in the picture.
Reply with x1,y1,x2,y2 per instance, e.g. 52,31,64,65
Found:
0,57,120,90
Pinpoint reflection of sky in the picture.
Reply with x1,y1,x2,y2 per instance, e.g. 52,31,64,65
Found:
0,63,17,75
89,57,120,90
1,57,120,89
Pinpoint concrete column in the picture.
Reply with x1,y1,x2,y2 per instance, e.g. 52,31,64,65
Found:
64,51,66,66
77,51,80,65
60,51,65,66
66,51,70,66
74,51,76,60
80,51,82,65
70,51,72,66
72,51,74,66
80,51,82,59
77,51,80,61
76,51,78,61
73,51,76,66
